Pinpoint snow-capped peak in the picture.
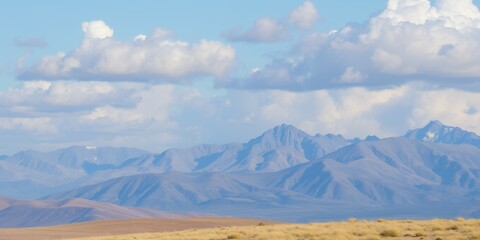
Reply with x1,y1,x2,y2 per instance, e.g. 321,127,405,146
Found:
405,120,480,148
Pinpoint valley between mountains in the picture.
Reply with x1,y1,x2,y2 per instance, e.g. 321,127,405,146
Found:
1,120,480,227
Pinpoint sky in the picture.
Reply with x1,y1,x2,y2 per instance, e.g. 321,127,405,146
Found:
1,0,480,154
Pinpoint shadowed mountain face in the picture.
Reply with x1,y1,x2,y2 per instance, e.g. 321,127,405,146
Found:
405,120,480,148
270,138,480,204
0,197,193,228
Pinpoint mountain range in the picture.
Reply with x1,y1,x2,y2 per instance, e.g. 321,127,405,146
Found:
1,120,480,225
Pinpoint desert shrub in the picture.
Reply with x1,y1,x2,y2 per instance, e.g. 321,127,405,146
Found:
414,232,426,237
379,229,400,237
446,225,459,230
256,222,265,226
431,226,442,231
352,231,366,236
227,233,241,239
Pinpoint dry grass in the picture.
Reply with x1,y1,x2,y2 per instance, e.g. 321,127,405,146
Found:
66,218,480,240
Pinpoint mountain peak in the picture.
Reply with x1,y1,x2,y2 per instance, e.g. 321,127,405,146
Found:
425,120,446,129
272,123,302,134
405,121,455,143
245,124,310,151
405,120,480,147
365,135,380,141
264,124,312,141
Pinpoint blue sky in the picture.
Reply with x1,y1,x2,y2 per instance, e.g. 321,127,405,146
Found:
1,0,480,154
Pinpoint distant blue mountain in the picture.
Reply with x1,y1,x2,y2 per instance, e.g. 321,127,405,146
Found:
46,137,480,221
364,135,381,141
119,124,351,173
0,125,351,199
0,146,148,198
405,120,480,148
2,122,480,223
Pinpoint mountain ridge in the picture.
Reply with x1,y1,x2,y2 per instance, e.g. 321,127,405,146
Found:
405,120,480,148
2,121,480,223
45,137,480,221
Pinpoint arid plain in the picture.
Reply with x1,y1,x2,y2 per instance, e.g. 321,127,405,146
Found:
66,218,480,240
0,218,275,240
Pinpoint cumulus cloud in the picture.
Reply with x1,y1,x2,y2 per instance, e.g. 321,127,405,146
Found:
18,21,236,83
225,18,288,42
235,0,480,90
82,20,114,39
289,1,319,29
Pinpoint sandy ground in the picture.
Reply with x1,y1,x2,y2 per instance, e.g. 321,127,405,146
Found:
0,218,275,240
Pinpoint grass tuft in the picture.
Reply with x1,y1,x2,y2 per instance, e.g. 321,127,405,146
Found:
379,229,400,237
226,233,242,239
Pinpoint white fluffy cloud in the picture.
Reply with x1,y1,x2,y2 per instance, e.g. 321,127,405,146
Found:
18,21,236,82
237,0,480,90
289,1,319,29
82,20,114,39
225,18,288,42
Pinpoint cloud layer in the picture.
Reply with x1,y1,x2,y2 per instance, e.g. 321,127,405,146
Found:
18,21,236,83
236,0,480,90
1,80,480,154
